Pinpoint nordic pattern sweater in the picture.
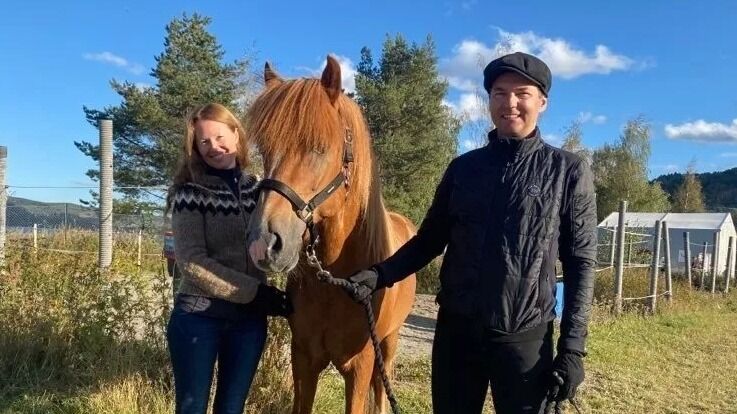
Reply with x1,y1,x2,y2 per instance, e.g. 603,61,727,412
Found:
171,170,264,304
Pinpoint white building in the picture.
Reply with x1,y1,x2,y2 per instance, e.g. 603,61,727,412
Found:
598,212,737,276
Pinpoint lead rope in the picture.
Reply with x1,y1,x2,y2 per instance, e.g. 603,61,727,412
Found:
305,243,401,414
545,398,583,414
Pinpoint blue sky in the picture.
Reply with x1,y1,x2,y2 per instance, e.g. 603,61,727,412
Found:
1,0,736,203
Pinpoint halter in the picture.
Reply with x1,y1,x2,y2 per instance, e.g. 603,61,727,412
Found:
258,123,354,247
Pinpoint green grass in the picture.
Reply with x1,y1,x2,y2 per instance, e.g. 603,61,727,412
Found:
1,234,736,413
581,290,737,413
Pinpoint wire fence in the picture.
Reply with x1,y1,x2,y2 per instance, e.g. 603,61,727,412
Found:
1,178,735,314
599,203,736,315
596,225,656,271
5,205,167,235
2,185,170,264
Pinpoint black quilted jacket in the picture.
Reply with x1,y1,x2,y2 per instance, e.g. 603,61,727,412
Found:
376,128,597,354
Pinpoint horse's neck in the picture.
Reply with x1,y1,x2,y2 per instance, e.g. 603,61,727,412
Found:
311,196,386,277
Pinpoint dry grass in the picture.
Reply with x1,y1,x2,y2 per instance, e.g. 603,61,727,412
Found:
1,234,736,413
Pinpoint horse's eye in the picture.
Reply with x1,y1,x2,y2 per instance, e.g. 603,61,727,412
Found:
312,147,326,155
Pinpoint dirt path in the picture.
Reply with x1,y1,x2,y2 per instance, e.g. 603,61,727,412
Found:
398,294,438,359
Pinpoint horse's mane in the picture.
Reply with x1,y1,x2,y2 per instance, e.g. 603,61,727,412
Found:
246,78,393,263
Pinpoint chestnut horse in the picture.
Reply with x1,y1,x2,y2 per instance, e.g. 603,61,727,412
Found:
245,56,417,414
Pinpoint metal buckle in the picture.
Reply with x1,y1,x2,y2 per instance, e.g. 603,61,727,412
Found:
296,207,313,223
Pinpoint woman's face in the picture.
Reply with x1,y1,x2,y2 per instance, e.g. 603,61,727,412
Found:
194,119,239,170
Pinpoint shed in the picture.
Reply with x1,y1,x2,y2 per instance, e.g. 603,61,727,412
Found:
598,212,737,276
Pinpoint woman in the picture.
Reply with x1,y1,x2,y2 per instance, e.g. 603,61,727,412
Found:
167,103,292,414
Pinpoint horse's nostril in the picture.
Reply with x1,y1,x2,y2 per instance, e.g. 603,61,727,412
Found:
265,232,283,258
272,233,283,253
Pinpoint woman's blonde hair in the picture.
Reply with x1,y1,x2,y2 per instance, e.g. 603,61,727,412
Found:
167,103,249,207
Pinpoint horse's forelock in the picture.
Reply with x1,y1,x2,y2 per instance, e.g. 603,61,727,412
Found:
246,77,394,263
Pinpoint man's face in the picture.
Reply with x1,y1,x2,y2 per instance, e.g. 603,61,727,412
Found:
489,72,548,138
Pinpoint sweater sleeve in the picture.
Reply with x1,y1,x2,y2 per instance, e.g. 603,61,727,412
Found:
172,189,261,304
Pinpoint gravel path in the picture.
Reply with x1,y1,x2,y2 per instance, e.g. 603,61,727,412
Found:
398,294,438,359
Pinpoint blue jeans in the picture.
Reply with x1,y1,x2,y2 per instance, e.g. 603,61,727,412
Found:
167,299,267,414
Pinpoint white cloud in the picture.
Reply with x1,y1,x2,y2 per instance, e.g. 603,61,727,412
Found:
446,93,488,122
134,82,152,91
720,152,737,157
652,164,680,173
543,133,562,146
440,40,495,92
461,0,478,10
578,111,607,125
444,0,478,16
663,164,679,173
128,64,145,76
664,119,737,143
303,54,357,94
446,75,478,93
83,51,145,75
460,139,479,152
440,29,638,96
84,51,126,66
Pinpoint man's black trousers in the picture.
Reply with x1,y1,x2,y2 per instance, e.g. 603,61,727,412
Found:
431,309,553,414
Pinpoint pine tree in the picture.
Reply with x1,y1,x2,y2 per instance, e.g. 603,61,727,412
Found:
354,35,460,225
74,13,256,212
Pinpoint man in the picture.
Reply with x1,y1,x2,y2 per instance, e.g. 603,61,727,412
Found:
348,52,597,413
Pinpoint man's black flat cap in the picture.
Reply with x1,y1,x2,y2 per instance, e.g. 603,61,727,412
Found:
483,52,552,96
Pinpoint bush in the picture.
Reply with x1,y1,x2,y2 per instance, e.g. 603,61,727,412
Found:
415,256,442,294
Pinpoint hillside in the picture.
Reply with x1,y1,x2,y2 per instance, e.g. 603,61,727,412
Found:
654,167,737,211
5,197,97,229
5,197,168,232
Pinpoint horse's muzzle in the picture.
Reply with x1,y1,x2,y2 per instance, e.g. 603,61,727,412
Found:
246,221,303,273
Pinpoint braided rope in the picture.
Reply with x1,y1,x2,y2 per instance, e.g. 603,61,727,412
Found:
545,398,583,414
305,250,401,414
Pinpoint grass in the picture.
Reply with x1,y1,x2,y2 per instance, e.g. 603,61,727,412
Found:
1,232,736,413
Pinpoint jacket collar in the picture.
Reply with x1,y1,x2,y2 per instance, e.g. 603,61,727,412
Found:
196,163,250,189
486,128,544,161
205,163,241,181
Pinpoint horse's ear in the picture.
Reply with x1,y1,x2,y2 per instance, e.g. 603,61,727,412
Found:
264,62,283,88
321,55,342,104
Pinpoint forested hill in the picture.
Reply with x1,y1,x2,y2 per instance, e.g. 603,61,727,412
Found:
654,167,737,211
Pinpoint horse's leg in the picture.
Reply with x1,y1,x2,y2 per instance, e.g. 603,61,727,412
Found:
340,343,375,414
371,329,400,414
291,346,328,414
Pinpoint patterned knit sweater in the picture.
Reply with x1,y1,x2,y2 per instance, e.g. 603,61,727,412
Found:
171,171,264,304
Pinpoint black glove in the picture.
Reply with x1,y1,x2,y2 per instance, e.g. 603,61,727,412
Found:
549,350,585,402
250,284,293,317
347,268,381,303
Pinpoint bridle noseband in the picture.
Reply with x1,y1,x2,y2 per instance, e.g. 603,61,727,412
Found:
259,124,354,247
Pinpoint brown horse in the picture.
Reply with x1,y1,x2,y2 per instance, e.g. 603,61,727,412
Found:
245,56,416,414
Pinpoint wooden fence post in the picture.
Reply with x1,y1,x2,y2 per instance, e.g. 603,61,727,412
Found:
663,221,672,303
684,232,692,288
725,236,734,294
710,232,720,294
700,242,708,290
99,119,114,270
0,146,6,266
648,220,663,314
614,201,627,314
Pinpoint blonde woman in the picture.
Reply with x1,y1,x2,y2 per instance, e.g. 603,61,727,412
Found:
167,103,291,413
